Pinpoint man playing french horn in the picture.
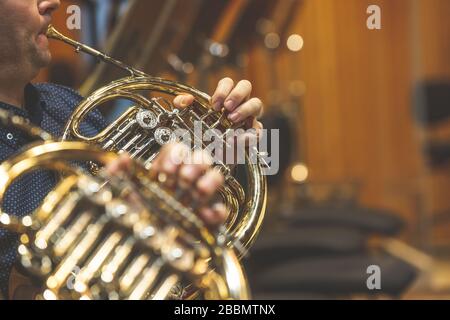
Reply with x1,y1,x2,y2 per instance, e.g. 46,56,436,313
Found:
0,0,264,299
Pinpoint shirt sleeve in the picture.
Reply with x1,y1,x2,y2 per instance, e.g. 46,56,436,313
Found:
35,83,108,138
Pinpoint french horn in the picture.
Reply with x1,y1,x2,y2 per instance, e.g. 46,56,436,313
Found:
0,111,249,300
46,25,267,257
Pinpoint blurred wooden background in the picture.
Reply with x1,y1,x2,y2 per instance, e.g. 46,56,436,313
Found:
35,0,450,249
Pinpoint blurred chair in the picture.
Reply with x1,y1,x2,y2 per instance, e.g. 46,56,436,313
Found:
250,254,418,299
412,80,450,235
282,205,404,236
245,182,423,299
413,81,450,127
424,141,450,168
245,226,368,272
413,81,450,168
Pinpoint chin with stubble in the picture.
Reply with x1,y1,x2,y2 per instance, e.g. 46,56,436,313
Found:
29,33,52,71
0,24,52,83
21,27,53,80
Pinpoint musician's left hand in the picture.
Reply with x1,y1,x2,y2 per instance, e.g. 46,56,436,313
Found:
173,78,264,133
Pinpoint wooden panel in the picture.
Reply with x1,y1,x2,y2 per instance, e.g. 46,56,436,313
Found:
245,0,449,242
416,0,450,245
417,0,450,80
31,0,450,245
285,0,418,228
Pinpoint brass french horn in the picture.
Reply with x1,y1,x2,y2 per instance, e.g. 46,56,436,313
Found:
46,25,267,257
0,112,249,300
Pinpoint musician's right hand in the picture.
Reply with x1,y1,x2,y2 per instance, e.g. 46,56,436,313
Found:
105,143,228,228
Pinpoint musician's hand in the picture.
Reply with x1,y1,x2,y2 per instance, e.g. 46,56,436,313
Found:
173,78,264,133
106,143,228,228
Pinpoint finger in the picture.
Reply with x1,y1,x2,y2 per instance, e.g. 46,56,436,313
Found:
228,97,263,123
178,149,213,189
105,153,132,175
211,77,234,111
195,168,224,201
223,80,252,113
161,143,190,174
245,118,263,132
152,143,190,186
253,120,264,136
173,94,195,109
198,203,228,227
254,120,263,130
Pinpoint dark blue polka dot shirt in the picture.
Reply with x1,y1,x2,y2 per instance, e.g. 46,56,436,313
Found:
0,83,106,298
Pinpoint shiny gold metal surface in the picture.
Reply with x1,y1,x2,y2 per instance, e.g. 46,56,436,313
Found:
46,25,267,258
0,140,250,300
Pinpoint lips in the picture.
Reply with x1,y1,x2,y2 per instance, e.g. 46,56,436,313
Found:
36,23,51,48
39,24,50,36
39,17,52,36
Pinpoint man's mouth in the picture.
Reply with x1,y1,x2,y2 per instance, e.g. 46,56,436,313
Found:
39,24,50,37
35,20,52,47
38,16,52,36
36,24,51,48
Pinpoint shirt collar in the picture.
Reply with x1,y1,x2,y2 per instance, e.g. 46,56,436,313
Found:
0,83,43,125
